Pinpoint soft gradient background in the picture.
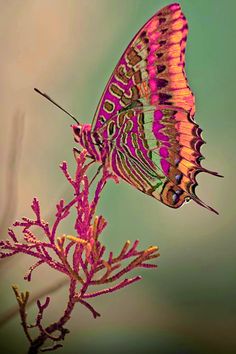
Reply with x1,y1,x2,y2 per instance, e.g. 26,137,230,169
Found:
0,1,235,353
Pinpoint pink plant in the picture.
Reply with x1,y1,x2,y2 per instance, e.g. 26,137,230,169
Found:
0,150,159,353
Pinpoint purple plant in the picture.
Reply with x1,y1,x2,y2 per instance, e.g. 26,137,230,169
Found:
0,150,159,353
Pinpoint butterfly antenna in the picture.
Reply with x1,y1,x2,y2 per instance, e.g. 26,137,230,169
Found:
34,88,80,125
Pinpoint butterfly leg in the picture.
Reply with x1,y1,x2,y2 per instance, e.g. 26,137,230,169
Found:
89,164,103,187
73,147,94,160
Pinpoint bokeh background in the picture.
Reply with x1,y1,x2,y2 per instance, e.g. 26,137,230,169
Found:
0,1,235,353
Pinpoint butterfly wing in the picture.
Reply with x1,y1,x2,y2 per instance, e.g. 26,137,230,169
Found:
99,107,220,213
92,3,194,131
92,3,221,213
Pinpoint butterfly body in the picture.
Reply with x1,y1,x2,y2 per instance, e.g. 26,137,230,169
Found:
72,3,221,214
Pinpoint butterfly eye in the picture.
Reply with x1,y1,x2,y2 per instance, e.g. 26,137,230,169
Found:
73,126,81,136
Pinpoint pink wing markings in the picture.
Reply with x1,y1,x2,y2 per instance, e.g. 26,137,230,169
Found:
90,3,222,213
92,3,194,132
95,105,222,214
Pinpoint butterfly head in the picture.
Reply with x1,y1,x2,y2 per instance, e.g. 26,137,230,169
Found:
72,124,82,139
72,124,102,161
72,124,89,147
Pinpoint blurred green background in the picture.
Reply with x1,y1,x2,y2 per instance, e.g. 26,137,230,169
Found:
0,0,235,353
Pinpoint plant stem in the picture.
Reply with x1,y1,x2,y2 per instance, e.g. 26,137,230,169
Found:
0,278,68,328
28,279,77,354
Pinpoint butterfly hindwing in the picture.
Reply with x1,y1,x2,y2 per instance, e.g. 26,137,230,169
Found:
95,104,220,213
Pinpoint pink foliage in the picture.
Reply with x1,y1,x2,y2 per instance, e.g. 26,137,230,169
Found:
0,150,159,352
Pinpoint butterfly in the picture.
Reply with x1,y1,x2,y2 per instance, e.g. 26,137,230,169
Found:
35,3,222,214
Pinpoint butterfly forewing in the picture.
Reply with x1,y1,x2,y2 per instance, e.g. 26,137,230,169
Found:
92,3,194,131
